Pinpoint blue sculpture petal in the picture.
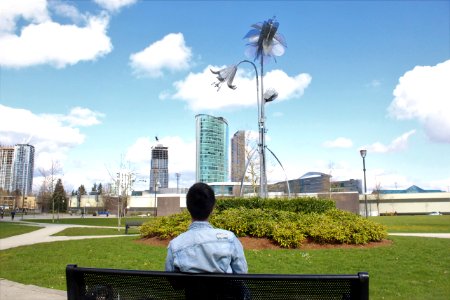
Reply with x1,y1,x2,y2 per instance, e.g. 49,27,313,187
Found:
244,17,287,63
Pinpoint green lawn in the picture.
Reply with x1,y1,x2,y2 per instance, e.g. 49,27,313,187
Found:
371,215,450,233
0,222,43,238
0,236,449,299
52,227,139,236
25,216,152,227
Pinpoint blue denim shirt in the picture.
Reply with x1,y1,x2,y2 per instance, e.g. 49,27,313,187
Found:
165,221,248,274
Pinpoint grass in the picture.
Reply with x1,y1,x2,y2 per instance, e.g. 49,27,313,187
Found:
25,216,152,227
0,222,43,238
370,215,450,233
0,236,449,299
52,227,140,236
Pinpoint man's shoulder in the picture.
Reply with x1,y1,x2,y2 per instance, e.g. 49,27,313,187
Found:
169,226,238,249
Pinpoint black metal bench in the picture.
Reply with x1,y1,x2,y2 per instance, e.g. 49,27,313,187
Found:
124,220,144,234
66,264,369,299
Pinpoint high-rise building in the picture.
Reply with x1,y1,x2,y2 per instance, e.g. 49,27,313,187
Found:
11,144,35,195
196,114,229,183
231,130,246,182
0,146,15,192
150,144,169,191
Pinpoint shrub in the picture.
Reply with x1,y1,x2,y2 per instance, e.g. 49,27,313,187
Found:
139,210,190,239
139,206,387,248
271,222,306,248
215,197,335,214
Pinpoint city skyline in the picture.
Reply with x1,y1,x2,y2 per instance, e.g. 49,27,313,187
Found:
1,0,449,193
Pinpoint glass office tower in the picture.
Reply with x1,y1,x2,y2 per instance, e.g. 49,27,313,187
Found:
195,114,229,183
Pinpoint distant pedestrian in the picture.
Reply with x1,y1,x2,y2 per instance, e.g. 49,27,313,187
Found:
0,209,4,219
11,210,15,220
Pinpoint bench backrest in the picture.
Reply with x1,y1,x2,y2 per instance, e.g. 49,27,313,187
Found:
66,264,369,300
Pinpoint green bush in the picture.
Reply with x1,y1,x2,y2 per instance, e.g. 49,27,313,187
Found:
215,197,335,214
139,206,387,248
139,210,190,239
271,222,306,248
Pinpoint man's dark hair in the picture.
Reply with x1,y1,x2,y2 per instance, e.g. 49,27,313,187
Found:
186,182,216,220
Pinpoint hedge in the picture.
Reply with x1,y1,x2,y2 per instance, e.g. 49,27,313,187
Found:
215,197,335,214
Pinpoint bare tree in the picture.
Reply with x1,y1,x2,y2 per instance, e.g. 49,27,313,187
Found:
38,160,62,221
105,155,136,230
373,182,383,215
244,131,259,194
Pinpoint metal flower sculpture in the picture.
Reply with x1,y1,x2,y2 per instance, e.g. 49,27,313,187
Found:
244,17,287,63
209,17,288,198
211,65,238,91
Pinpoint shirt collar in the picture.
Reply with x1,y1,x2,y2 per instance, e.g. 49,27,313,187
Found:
189,221,213,230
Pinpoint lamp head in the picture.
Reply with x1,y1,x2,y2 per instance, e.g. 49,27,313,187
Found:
360,149,367,158
263,88,278,103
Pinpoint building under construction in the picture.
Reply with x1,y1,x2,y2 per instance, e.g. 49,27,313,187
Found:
150,144,168,192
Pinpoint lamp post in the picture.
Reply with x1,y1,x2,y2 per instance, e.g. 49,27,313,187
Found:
360,149,368,218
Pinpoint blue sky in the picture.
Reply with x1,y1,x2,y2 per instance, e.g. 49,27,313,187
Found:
1,0,449,193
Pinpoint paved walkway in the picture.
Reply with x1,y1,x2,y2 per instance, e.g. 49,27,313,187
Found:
0,217,449,300
388,232,450,238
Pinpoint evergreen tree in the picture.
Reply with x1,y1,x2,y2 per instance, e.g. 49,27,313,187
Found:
78,185,87,195
97,183,103,195
91,183,97,193
52,179,68,212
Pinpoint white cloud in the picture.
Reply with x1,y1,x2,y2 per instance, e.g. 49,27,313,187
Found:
94,0,137,12
364,130,416,153
170,66,311,111
62,107,105,127
0,1,112,68
388,60,450,143
130,33,192,78
51,1,87,24
0,104,103,179
323,137,353,148
0,0,49,33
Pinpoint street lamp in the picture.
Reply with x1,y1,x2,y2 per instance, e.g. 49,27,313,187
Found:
211,17,286,198
360,149,368,218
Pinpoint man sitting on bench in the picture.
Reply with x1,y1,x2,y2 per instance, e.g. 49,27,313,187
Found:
165,182,248,274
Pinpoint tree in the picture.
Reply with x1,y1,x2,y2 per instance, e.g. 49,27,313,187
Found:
97,183,103,195
91,183,97,193
78,185,87,195
373,182,383,215
52,179,68,213
244,131,260,194
37,160,62,214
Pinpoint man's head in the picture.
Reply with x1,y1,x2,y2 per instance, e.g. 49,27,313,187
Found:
186,182,216,221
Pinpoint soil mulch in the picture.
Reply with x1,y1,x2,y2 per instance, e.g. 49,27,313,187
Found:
135,236,392,250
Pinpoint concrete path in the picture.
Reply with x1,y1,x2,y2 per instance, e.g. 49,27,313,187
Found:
0,279,66,300
389,233,450,238
0,222,126,251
